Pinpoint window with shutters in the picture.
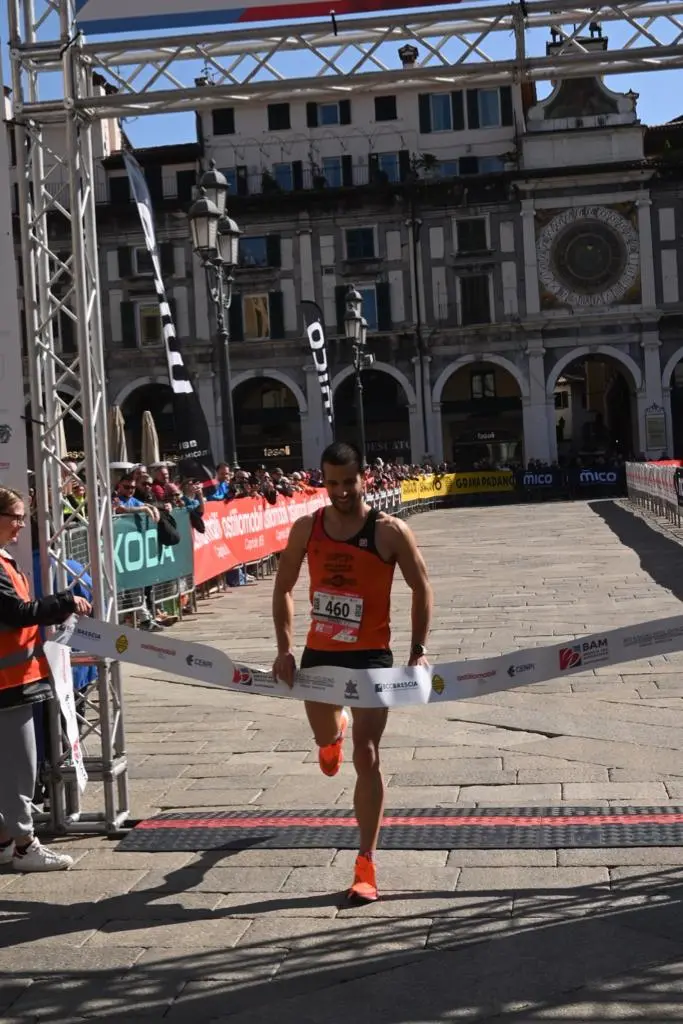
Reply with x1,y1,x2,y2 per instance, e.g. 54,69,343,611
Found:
478,89,501,127
239,237,268,268
375,95,397,122
471,371,496,399
322,156,343,188
436,159,459,178
176,169,195,203
109,175,130,204
479,155,505,173
267,103,290,130
357,286,378,331
212,107,235,135
238,236,280,268
243,295,270,340
345,227,376,261
133,247,155,276
376,153,400,183
319,102,340,126
459,275,492,326
222,168,238,193
456,218,489,255
137,303,163,347
430,94,452,132
272,162,293,191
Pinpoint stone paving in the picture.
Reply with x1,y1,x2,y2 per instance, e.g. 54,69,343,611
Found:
5,498,683,1019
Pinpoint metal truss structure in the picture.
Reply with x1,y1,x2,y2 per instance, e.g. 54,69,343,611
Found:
8,0,683,831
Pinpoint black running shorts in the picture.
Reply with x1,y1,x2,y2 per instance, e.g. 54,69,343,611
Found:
300,648,394,671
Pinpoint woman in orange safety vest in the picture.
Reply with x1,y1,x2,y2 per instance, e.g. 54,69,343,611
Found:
0,486,91,871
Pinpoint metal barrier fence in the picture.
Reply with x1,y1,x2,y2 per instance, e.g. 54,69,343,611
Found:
625,462,682,526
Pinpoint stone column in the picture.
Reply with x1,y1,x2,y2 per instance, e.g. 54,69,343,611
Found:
521,199,540,316
410,356,427,461
432,401,445,463
637,332,666,457
304,365,331,466
197,373,221,464
422,355,437,457
522,343,552,463
637,195,656,312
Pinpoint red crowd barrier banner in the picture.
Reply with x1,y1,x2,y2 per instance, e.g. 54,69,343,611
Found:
192,490,329,586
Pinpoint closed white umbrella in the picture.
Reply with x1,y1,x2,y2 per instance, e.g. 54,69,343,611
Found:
108,405,129,464
141,410,161,468
56,416,68,462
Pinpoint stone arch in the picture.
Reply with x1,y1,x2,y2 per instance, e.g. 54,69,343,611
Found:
432,354,529,404
546,346,643,398
332,361,417,407
112,375,168,408
231,368,308,414
661,347,683,390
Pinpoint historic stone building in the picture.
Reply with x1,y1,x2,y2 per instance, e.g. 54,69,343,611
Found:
10,27,683,469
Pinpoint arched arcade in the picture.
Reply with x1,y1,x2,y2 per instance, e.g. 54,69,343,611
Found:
332,365,415,464
231,373,305,471
546,348,641,461
432,358,525,469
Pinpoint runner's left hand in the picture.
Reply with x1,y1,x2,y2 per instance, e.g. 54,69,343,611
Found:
408,655,430,668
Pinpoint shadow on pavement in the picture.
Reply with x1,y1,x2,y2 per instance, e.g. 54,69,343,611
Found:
2,851,683,1021
588,499,683,601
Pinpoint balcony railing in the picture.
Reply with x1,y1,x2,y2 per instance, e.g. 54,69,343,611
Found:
13,159,504,215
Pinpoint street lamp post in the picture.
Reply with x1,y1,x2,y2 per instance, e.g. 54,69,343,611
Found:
344,285,374,468
188,163,242,469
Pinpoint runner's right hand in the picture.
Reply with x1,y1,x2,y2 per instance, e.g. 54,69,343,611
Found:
273,651,296,688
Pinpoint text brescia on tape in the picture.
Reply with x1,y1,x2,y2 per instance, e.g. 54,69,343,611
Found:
56,615,683,709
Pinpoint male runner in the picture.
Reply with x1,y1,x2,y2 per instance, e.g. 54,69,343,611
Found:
272,441,433,902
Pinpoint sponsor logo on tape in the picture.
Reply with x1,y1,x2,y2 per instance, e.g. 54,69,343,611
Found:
186,653,213,669
623,625,683,650
457,670,496,682
507,662,535,678
431,674,445,695
232,665,253,686
344,680,359,700
115,635,129,655
559,638,609,671
374,680,419,693
75,627,102,643
141,643,177,658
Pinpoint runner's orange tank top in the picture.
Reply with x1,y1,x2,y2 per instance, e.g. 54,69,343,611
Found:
305,507,395,652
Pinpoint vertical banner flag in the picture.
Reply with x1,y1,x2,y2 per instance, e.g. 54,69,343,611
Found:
301,301,334,431
123,152,216,481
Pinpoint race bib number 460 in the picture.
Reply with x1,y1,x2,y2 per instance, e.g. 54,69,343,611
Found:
312,590,363,644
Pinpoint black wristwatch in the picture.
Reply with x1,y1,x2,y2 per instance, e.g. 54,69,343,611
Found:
411,643,427,659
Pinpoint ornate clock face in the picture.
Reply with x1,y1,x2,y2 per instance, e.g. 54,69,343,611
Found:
536,205,640,307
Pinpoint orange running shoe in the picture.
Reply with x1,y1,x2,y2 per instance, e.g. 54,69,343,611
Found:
318,709,350,777
348,852,378,903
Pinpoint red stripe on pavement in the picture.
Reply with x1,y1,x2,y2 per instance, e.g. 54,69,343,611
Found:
136,812,683,831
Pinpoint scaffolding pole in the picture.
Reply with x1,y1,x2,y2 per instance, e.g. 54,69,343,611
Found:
9,0,128,833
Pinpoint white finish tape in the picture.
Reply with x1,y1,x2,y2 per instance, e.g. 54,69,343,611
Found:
55,614,683,709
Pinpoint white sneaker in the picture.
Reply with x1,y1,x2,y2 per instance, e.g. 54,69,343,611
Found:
0,843,13,866
12,838,73,872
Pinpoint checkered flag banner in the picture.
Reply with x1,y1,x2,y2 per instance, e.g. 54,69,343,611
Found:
123,152,216,480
